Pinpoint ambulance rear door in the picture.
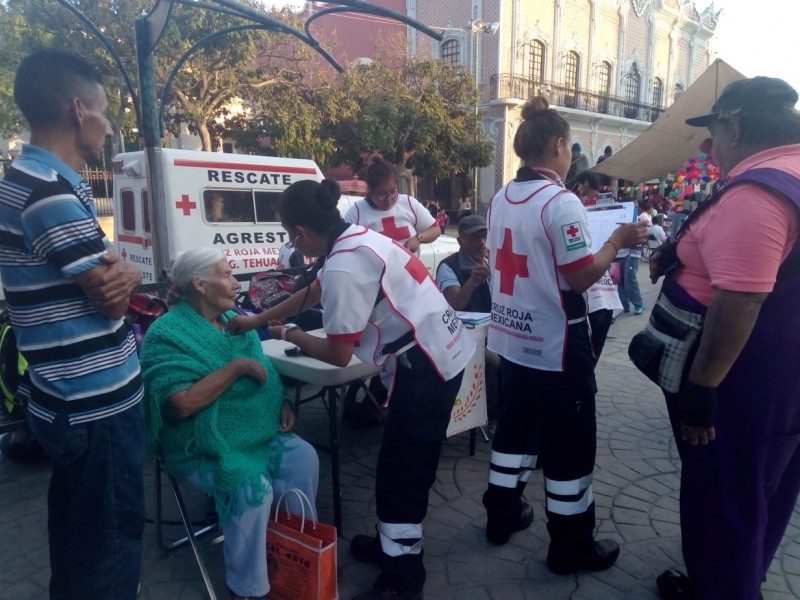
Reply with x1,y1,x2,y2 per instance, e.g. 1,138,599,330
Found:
113,153,157,285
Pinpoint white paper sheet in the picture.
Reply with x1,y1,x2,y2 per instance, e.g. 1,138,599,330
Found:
585,202,637,253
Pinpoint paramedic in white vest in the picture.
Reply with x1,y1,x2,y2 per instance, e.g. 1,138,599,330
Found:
482,96,647,574
343,155,441,420
231,179,475,600
576,170,625,358
344,155,441,253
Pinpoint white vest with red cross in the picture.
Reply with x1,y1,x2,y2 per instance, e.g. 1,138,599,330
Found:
486,179,593,371
323,226,475,387
343,195,434,244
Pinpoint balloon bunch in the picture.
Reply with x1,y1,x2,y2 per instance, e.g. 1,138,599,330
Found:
669,152,721,205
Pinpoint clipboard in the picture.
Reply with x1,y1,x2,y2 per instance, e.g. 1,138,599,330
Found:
585,202,636,253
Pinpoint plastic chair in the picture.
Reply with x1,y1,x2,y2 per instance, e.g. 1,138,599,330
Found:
154,456,221,600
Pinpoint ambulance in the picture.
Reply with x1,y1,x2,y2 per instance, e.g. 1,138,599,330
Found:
111,148,458,289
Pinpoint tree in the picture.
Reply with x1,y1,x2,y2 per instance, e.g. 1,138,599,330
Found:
221,29,353,163
325,53,494,180
157,4,313,151
0,0,149,147
226,32,494,178
0,0,319,151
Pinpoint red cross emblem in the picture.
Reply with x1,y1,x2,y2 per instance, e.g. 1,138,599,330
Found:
495,228,528,295
175,194,197,216
404,255,428,284
120,248,128,261
566,224,579,237
379,217,411,241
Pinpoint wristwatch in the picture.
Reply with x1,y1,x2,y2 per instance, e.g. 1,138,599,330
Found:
280,323,300,341
416,233,425,243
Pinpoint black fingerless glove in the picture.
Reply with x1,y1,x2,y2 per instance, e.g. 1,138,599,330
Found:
678,381,718,428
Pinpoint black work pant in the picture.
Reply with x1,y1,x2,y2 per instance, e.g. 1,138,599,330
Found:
374,345,464,592
484,322,598,550
588,308,614,361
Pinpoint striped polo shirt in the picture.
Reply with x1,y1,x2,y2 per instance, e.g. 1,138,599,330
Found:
0,144,142,424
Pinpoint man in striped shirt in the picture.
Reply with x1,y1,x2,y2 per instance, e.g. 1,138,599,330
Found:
0,51,145,599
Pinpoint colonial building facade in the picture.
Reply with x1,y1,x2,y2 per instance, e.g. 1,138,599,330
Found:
2,0,718,209
411,0,718,211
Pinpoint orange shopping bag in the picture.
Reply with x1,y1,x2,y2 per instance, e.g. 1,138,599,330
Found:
267,489,338,600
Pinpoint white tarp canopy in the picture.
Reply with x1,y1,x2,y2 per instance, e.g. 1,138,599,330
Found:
592,59,746,182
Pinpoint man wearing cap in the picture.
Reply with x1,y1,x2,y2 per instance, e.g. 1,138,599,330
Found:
647,77,800,600
435,215,491,312
435,215,499,436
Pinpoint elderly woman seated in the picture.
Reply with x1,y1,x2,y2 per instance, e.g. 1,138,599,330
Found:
139,248,318,600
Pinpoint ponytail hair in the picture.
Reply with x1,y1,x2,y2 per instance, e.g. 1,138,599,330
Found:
277,178,342,235
513,96,570,163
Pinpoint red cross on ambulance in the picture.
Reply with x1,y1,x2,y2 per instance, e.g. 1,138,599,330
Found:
175,194,197,216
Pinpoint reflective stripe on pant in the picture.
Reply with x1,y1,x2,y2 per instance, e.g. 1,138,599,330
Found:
374,345,464,591
378,521,423,557
545,474,594,516
488,450,535,489
485,346,598,547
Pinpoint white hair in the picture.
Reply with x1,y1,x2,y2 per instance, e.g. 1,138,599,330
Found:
168,248,227,302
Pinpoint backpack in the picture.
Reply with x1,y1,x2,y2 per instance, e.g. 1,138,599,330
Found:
245,271,301,312
127,293,169,350
0,314,27,415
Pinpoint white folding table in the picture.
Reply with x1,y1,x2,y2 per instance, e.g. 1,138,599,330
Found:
261,320,490,535
261,336,380,535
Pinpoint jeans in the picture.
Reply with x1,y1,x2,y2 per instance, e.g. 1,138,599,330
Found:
187,434,319,598
617,255,644,311
28,404,146,600
668,213,687,241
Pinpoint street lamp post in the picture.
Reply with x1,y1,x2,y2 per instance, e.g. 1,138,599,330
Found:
468,18,499,215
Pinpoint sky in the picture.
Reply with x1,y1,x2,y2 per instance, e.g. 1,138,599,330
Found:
269,1,799,95
697,0,800,95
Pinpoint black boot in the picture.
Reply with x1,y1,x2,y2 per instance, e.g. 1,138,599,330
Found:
546,539,620,575
656,569,694,599
350,533,383,566
483,495,534,545
350,574,423,600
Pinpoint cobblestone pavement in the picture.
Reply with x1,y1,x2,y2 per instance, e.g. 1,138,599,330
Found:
1,262,799,600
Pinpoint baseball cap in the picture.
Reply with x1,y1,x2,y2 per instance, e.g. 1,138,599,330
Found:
685,76,798,127
458,215,487,235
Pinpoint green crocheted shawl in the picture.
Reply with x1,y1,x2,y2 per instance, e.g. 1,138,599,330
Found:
140,301,285,520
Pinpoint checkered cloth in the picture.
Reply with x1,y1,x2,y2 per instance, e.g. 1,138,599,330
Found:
643,293,705,393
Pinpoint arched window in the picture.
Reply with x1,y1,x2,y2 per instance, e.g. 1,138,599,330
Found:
524,40,546,81
564,51,580,108
597,61,612,113
652,77,664,108
673,83,685,102
622,63,641,118
441,39,460,66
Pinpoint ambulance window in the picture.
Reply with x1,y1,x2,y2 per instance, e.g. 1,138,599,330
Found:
141,190,151,233
203,189,254,223
120,190,136,232
254,192,281,223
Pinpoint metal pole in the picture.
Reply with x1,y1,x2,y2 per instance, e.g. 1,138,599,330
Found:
135,18,171,289
473,31,479,214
